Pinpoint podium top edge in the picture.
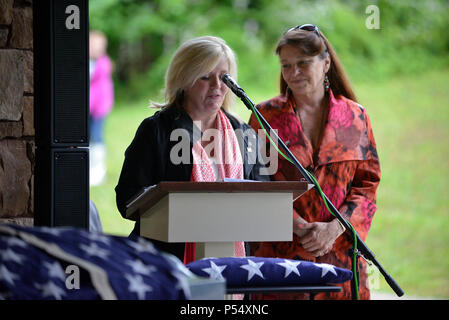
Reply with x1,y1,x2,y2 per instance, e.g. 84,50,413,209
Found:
156,181,310,193
125,181,311,219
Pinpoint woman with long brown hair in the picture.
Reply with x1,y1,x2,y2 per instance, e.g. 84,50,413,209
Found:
249,24,381,300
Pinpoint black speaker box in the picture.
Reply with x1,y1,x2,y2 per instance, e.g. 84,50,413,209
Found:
34,0,90,228
34,0,89,147
34,148,89,228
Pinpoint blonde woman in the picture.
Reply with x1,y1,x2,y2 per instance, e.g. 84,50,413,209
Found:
116,36,269,263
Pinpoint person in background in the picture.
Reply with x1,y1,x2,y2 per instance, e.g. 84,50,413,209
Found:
115,36,269,264
89,30,114,186
249,24,381,300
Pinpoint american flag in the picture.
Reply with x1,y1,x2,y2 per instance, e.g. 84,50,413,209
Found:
187,257,352,287
0,224,190,300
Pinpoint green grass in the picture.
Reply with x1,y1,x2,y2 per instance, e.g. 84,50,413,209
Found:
90,69,449,298
355,71,449,298
90,99,155,237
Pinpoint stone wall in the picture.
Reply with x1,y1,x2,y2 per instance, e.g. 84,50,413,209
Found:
0,0,34,226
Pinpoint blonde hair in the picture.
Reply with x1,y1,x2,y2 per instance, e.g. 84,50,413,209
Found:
152,36,238,113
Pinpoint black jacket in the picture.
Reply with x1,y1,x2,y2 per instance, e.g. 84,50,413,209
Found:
115,104,269,260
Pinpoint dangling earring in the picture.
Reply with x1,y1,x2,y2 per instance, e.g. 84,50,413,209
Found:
323,75,330,92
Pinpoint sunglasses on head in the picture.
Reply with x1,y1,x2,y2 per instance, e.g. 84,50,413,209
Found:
286,24,322,37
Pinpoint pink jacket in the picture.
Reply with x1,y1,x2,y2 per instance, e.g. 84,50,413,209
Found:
89,55,114,119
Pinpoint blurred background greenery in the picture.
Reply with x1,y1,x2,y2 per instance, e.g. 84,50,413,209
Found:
89,0,449,298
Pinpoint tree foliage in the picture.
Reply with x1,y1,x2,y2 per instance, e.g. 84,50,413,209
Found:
89,0,449,101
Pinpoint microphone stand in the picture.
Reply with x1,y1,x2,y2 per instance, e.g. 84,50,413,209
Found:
225,77,404,299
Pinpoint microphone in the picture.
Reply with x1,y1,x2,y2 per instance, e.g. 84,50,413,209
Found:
221,74,246,98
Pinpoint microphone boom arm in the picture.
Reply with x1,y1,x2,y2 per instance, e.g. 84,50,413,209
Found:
221,74,404,298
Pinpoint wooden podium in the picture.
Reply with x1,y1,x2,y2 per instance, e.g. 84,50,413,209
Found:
126,181,310,260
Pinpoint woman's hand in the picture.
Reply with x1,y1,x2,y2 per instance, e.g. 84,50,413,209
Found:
296,220,345,257
293,216,309,238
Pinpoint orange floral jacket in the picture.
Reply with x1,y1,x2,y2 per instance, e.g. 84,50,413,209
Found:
248,89,381,300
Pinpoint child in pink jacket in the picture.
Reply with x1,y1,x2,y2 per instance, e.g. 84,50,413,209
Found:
89,30,114,186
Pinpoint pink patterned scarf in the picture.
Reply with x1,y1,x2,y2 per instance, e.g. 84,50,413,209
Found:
184,109,245,264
